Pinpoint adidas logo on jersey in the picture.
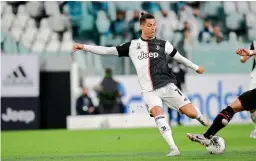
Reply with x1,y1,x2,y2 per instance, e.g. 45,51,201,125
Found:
2,65,33,86
138,51,159,60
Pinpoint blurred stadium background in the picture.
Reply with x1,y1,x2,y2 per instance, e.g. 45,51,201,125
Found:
1,1,256,160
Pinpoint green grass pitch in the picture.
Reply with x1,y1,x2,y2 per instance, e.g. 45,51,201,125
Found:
2,124,256,161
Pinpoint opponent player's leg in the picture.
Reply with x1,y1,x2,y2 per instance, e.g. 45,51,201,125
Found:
186,98,242,146
142,92,180,156
187,89,256,146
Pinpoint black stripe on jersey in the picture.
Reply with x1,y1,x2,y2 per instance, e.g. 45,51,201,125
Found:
170,48,177,57
146,42,153,90
250,42,255,71
146,37,177,90
116,42,131,57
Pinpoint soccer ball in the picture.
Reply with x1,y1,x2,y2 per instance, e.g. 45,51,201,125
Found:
206,136,226,155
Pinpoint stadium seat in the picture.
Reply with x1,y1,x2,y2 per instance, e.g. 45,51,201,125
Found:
44,1,60,16
159,2,171,11
67,1,83,24
62,31,72,41
45,33,61,53
246,14,256,28
36,18,52,43
12,5,29,30
154,10,163,21
172,32,183,46
248,29,256,42
21,26,37,49
60,31,73,53
96,11,110,34
1,1,7,16
99,35,109,46
124,2,142,10
31,40,45,54
1,32,6,43
125,10,134,23
3,35,18,54
236,2,250,15
168,10,179,30
79,15,94,32
228,32,237,43
1,5,15,32
223,1,236,15
202,2,222,17
18,42,30,55
249,1,256,14
10,28,23,41
26,1,44,18
26,18,37,29
107,1,116,21
48,13,67,32
115,2,127,10
225,13,243,30
20,18,37,47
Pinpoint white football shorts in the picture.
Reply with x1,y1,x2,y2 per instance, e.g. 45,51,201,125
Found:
249,74,256,90
142,83,191,112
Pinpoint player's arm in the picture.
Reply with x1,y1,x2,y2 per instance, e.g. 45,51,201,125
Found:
165,41,204,74
236,49,256,56
238,42,255,62
240,55,250,63
72,42,130,57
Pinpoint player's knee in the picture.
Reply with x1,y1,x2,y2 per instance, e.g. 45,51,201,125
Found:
179,104,197,119
150,106,164,117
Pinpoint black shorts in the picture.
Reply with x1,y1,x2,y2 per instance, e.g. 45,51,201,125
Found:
238,88,256,111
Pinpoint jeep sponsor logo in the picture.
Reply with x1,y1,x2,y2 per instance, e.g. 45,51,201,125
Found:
138,51,159,60
2,107,35,124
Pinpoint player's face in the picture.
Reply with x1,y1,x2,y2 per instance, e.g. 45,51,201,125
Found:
140,19,156,38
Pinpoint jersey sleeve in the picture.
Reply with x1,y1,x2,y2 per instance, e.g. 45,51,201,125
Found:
165,40,177,57
250,42,255,50
116,42,131,57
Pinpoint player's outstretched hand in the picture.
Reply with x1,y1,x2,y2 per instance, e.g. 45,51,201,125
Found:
236,48,251,56
196,66,204,74
72,43,84,52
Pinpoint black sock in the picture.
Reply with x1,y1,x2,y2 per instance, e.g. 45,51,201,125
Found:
204,106,235,139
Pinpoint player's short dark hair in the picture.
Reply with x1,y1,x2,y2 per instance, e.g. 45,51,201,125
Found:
140,12,155,24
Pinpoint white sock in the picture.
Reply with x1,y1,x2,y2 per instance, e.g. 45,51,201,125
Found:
194,105,205,122
155,115,177,150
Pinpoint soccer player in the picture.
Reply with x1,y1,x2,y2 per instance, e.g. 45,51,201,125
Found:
73,12,209,156
237,42,256,138
187,88,256,146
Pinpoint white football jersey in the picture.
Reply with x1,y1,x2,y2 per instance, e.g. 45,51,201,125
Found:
249,40,256,90
250,41,256,78
116,37,178,92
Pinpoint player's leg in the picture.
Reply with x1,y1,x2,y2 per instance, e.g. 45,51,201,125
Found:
249,80,256,138
175,82,183,126
250,109,256,139
158,83,210,126
187,89,256,146
187,98,242,146
142,92,180,156
179,103,210,126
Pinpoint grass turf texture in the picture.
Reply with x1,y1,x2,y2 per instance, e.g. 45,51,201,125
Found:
2,124,256,161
